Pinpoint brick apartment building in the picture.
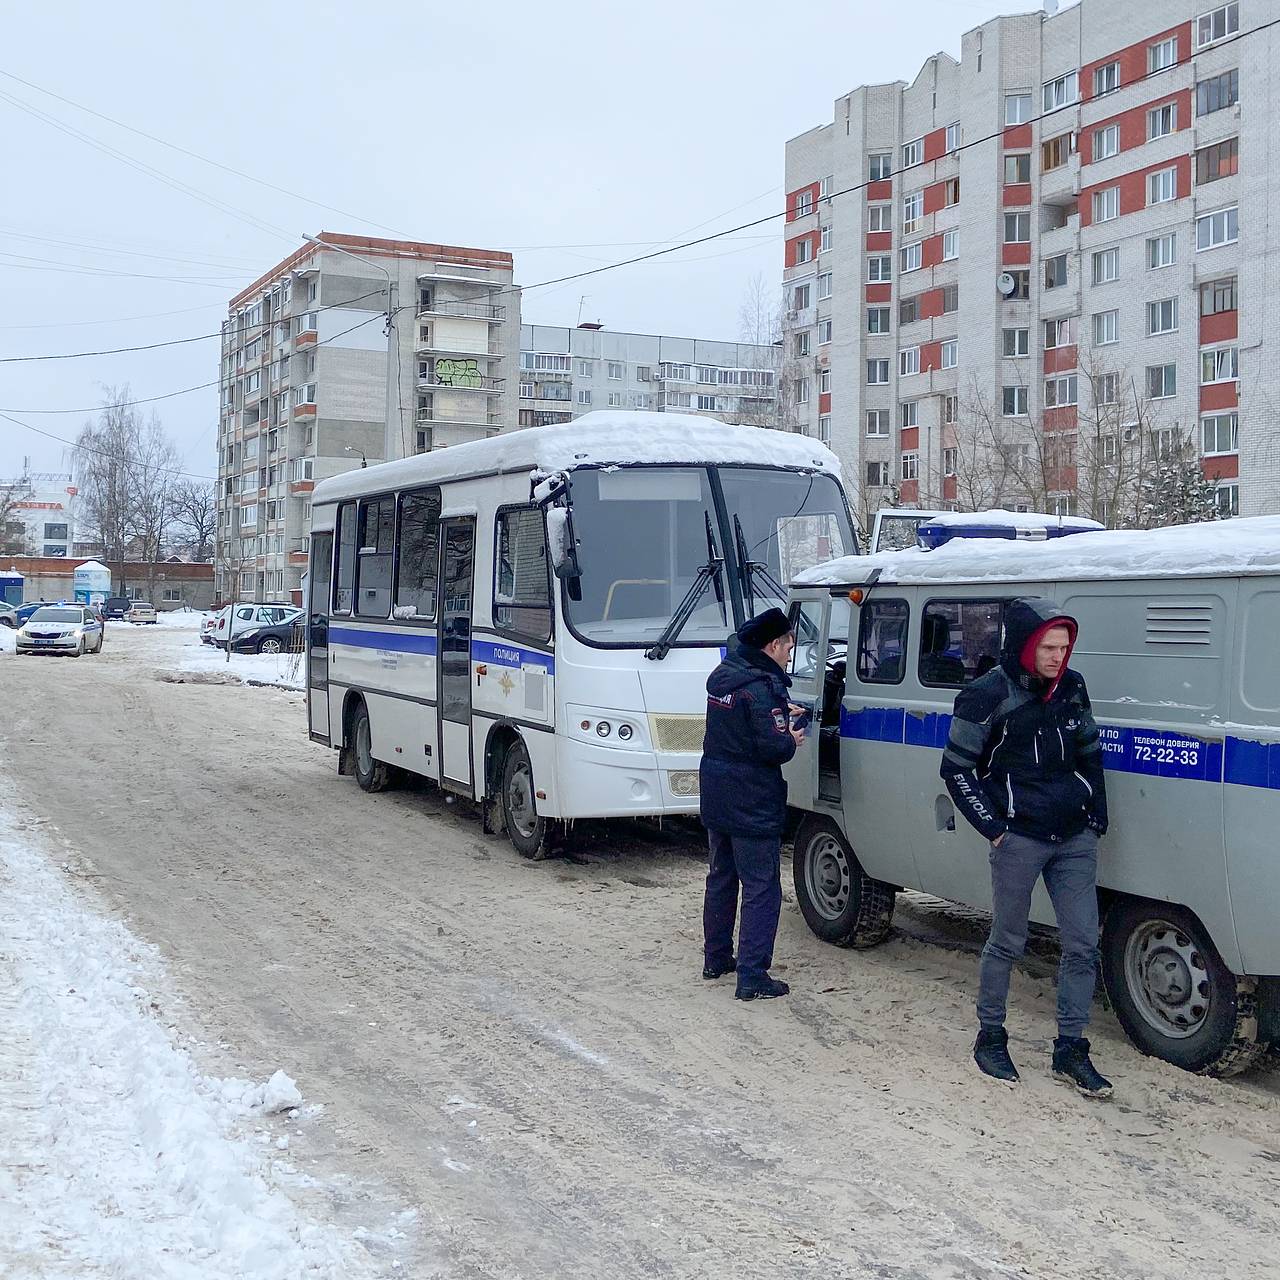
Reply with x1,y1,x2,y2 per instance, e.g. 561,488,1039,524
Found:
783,0,1268,526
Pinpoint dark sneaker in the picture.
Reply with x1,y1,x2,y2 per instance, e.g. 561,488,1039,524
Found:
973,1025,1020,1083
702,958,736,980
735,976,790,1001
1052,1037,1113,1098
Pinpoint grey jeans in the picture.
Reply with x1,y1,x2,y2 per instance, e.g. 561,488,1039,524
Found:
977,829,1100,1038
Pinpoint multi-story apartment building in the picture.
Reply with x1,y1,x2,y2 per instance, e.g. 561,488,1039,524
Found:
784,0,1267,526
0,470,76,557
518,323,786,429
216,233,518,603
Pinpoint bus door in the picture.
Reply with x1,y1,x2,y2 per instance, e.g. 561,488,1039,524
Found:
438,517,476,794
307,532,333,744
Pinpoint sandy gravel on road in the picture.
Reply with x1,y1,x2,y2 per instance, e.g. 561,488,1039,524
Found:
3,626,1280,1279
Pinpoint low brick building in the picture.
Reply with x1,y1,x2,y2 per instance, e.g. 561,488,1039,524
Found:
1,557,215,611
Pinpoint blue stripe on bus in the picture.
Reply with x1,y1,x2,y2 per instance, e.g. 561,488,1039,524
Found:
329,626,438,655
839,705,1279,790
470,639,555,674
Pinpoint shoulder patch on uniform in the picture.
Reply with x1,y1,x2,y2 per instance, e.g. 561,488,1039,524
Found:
771,707,788,733
708,690,735,709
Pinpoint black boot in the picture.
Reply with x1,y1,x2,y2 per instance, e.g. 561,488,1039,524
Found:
1052,1037,1113,1097
973,1025,1020,1082
735,975,789,1001
702,958,736,980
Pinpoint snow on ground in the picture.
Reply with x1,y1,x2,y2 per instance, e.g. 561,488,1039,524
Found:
176,637,305,690
0,625,13,654
0,783,387,1278
151,608,206,629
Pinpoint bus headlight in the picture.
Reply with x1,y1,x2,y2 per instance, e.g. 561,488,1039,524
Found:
617,724,633,741
596,721,612,737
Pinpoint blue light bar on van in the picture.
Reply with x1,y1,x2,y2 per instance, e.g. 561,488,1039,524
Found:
916,517,1103,551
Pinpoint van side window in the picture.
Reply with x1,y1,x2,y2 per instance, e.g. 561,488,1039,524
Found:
395,488,442,620
334,502,357,614
856,598,909,684
919,600,1006,687
494,507,551,640
355,496,395,617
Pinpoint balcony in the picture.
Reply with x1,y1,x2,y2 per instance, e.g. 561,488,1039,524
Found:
413,327,505,359
416,365,505,394
415,299,505,322
415,407,504,429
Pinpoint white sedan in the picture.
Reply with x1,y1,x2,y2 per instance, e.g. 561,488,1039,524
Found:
16,605,104,657
127,602,158,624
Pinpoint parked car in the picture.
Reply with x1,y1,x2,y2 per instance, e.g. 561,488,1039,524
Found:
208,603,301,649
101,596,132,620
127,601,158,624
230,614,305,655
15,601,54,625
0,602,17,628
15,604,104,657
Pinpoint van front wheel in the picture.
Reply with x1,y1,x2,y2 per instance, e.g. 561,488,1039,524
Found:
793,816,895,948
1101,897,1264,1077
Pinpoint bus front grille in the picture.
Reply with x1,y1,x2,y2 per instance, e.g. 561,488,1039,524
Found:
649,714,706,753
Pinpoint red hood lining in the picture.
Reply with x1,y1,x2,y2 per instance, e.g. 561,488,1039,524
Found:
1019,617,1077,701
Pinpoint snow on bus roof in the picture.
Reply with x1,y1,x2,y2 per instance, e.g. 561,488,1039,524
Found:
921,510,1103,531
796,516,1280,587
312,412,839,504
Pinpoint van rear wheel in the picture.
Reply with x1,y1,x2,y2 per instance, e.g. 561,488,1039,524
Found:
793,815,895,948
1101,897,1264,1077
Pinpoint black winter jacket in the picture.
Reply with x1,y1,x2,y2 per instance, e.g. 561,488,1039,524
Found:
699,642,796,837
940,597,1108,844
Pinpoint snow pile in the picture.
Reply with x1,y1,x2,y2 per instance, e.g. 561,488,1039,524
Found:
797,515,1280,586
921,509,1103,531
0,626,13,655
152,608,208,629
177,642,305,691
0,789,378,1279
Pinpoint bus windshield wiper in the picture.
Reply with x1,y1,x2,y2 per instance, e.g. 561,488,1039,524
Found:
733,514,787,615
645,512,725,661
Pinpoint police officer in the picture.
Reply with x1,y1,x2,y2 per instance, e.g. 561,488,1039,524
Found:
940,597,1112,1096
700,607,805,1001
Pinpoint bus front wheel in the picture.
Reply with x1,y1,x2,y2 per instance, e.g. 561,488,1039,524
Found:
501,739,552,859
792,815,895,948
1101,897,1265,1077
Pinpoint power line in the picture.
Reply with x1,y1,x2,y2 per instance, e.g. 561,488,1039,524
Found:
0,226,267,272
0,302,223,332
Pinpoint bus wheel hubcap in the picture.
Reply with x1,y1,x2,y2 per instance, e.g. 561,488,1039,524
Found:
807,834,851,920
508,760,537,838
1125,921,1210,1039
356,718,372,775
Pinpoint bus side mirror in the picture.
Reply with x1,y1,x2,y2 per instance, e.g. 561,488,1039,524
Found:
547,506,582,585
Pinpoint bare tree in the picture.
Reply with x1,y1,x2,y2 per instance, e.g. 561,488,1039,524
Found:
737,273,796,431
169,479,216,562
0,480,34,556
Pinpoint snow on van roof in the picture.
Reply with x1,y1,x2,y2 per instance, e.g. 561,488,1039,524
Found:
921,510,1103,531
796,516,1280,587
312,412,839,505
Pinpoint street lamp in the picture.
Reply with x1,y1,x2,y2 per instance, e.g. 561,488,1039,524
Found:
344,444,367,469
302,234,401,463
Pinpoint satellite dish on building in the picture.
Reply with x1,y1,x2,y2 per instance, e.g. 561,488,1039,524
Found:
996,272,1017,297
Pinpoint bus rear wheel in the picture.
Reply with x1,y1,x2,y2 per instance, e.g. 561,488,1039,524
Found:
351,701,391,793
501,739,552,859
1101,897,1264,1077
793,815,895,948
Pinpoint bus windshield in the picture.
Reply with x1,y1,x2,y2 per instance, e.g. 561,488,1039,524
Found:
563,465,854,646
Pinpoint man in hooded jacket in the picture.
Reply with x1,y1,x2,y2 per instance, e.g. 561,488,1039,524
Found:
941,597,1113,1096
700,607,805,1001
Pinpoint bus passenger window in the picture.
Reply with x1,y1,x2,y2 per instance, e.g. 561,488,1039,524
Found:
856,599,909,684
495,508,551,640
919,599,1005,687
394,488,441,620
334,502,357,614
356,496,395,617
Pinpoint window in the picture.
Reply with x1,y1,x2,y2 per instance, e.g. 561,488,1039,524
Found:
493,507,550,638
1197,68,1239,117
1149,102,1177,139
943,177,961,206
1092,246,1120,284
1003,385,1029,416
1201,346,1239,384
608,392,623,407
818,369,831,393
865,461,891,488
1200,276,1238,315
1146,233,1177,269
1044,316,1075,348
941,284,959,314
820,174,833,198
818,318,833,344
1154,428,1183,460
869,153,892,180
900,242,922,273
1093,124,1119,161
395,488,442,620
355,496,395,617
1005,93,1033,125
795,237,813,265
793,282,811,310
576,360,594,377
867,205,892,232
900,452,919,481
1003,327,1029,357
794,190,814,218
334,502,357,613
636,365,651,383
820,225,832,252
867,359,890,384
866,409,889,437
1095,372,1119,405
794,331,811,358
868,306,891,334
899,295,919,325
941,339,958,369
1044,254,1068,289
919,600,1004,687
1201,411,1239,455
1041,133,1074,171
607,361,624,380
795,379,810,405
943,447,958,476
1043,71,1079,112
902,190,923,229
817,272,833,300
1093,309,1119,345
1196,138,1238,184
1149,35,1179,73
902,138,923,168
858,598,909,684
1005,269,1030,299
942,229,959,260
1197,3,1239,47
1196,205,1238,249
899,347,920,376
1044,374,1078,407
577,389,592,405
1215,483,1239,517
1148,166,1179,205
1147,298,1178,335
1092,187,1119,222
945,121,961,152
1146,364,1177,398
868,255,892,282
818,415,831,444
1003,212,1031,242
239,503,258,528
1094,61,1120,97
1004,153,1031,184
901,401,919,429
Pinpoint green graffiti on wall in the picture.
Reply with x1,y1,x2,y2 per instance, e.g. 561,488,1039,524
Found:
435,358,482,388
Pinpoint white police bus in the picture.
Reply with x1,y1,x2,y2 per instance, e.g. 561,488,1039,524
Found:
307,411,854,856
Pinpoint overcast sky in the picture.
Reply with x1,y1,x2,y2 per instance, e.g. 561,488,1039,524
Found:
0,0,1037,480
